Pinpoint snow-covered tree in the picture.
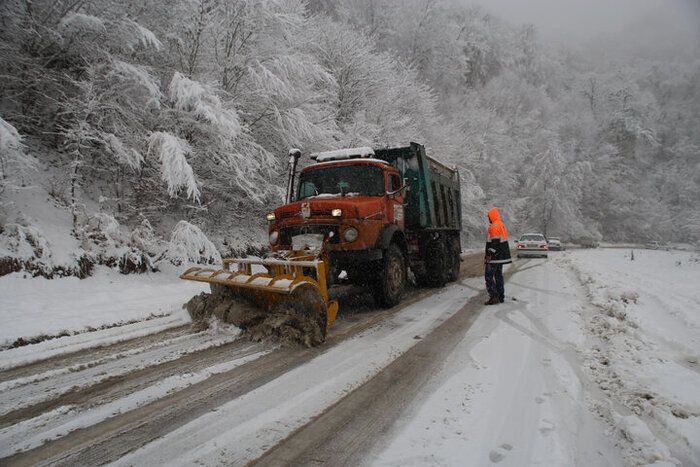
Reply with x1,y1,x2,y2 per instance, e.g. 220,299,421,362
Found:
165,220,221,265
0,117,35,193
147,131,200,202
2,0,699,257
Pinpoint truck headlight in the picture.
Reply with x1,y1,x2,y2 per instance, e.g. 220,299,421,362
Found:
343,227,358,242
331,208,342,217
266,212,276,221
269,230,279,245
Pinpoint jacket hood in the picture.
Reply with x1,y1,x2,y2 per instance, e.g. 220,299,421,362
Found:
488,207,501,223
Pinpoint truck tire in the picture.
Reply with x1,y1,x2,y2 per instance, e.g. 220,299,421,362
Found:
447,236,461,282
371,243,406,307
417,238,449,287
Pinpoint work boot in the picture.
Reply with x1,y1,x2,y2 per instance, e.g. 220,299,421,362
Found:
485,296,499,305
499,295,505,303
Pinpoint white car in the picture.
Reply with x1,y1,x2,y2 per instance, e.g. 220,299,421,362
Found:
517,233,548,258
547,237,563,251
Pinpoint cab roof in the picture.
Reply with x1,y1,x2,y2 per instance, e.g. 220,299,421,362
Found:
305,158,392,170
311,147,374,162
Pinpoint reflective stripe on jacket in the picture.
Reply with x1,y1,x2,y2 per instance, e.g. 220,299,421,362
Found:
485,207,512,264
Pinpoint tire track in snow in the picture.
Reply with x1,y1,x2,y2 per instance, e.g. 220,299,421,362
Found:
250,260,523,466
0,252,490,465
0,325,191,380
0,345,271,458
0,326,247,427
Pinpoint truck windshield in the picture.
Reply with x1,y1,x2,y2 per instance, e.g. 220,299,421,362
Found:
296,164,385,200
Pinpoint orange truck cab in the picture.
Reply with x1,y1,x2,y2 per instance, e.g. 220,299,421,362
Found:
267,142,462,307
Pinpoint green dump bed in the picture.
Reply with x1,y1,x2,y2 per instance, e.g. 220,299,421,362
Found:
375,142,461,232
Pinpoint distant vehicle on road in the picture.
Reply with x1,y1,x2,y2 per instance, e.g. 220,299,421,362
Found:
645,241,660,250
547,237,564,251
517,233,548,258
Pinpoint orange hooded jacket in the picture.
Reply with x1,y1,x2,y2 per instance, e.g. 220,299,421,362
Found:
486,207,512,264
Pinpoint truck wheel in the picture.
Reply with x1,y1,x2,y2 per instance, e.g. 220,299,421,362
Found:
447,236,461,282
417,238,448,287
372,243,406,307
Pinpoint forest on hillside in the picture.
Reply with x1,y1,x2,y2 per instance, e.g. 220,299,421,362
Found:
1,0,698,273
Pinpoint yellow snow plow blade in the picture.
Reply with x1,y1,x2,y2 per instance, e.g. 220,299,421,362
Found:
180,250,339,336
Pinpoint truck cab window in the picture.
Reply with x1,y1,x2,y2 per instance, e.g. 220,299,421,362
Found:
298,181,318,198
389,174,401,192
297,163,385,199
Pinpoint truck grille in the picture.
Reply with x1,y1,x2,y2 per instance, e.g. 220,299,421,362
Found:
312,209,333,216
279,209,333,219
280,224,340,246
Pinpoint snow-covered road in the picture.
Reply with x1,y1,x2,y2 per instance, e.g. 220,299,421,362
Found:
377,248,700,466
0,248,698,466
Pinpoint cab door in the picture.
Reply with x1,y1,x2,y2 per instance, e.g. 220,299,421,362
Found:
387,172,405,229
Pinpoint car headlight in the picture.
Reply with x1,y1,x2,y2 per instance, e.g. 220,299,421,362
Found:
343,227,358,243
269,230,279,245
266,212,276,221
331,208,342,217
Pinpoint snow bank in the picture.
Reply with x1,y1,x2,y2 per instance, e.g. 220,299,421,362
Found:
0,264,208,357
564,249,700,465
0,184,82,274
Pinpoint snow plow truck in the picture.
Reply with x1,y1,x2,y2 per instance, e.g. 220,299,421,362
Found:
181,142,462,345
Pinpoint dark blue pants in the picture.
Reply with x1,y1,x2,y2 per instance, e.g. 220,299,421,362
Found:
485,263,504,299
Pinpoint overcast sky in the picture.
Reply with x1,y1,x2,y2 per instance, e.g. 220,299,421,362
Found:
463,0,699,47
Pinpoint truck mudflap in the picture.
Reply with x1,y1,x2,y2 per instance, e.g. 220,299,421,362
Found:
181,250,339,341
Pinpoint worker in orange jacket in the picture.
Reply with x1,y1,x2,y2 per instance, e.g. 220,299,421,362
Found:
485,207,512,305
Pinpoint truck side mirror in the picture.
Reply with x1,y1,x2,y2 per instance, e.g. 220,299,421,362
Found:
387,185,408,196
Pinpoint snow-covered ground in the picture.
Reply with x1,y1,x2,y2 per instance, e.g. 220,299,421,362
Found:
0,264,208,364
0,248,698,465
377,248,700,466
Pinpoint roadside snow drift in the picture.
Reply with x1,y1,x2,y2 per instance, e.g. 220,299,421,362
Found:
0,264,207,364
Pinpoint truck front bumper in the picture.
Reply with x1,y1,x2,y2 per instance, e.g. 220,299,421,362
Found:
330,249,383,268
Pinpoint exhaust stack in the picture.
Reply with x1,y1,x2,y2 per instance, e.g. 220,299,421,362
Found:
286,148,302,204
